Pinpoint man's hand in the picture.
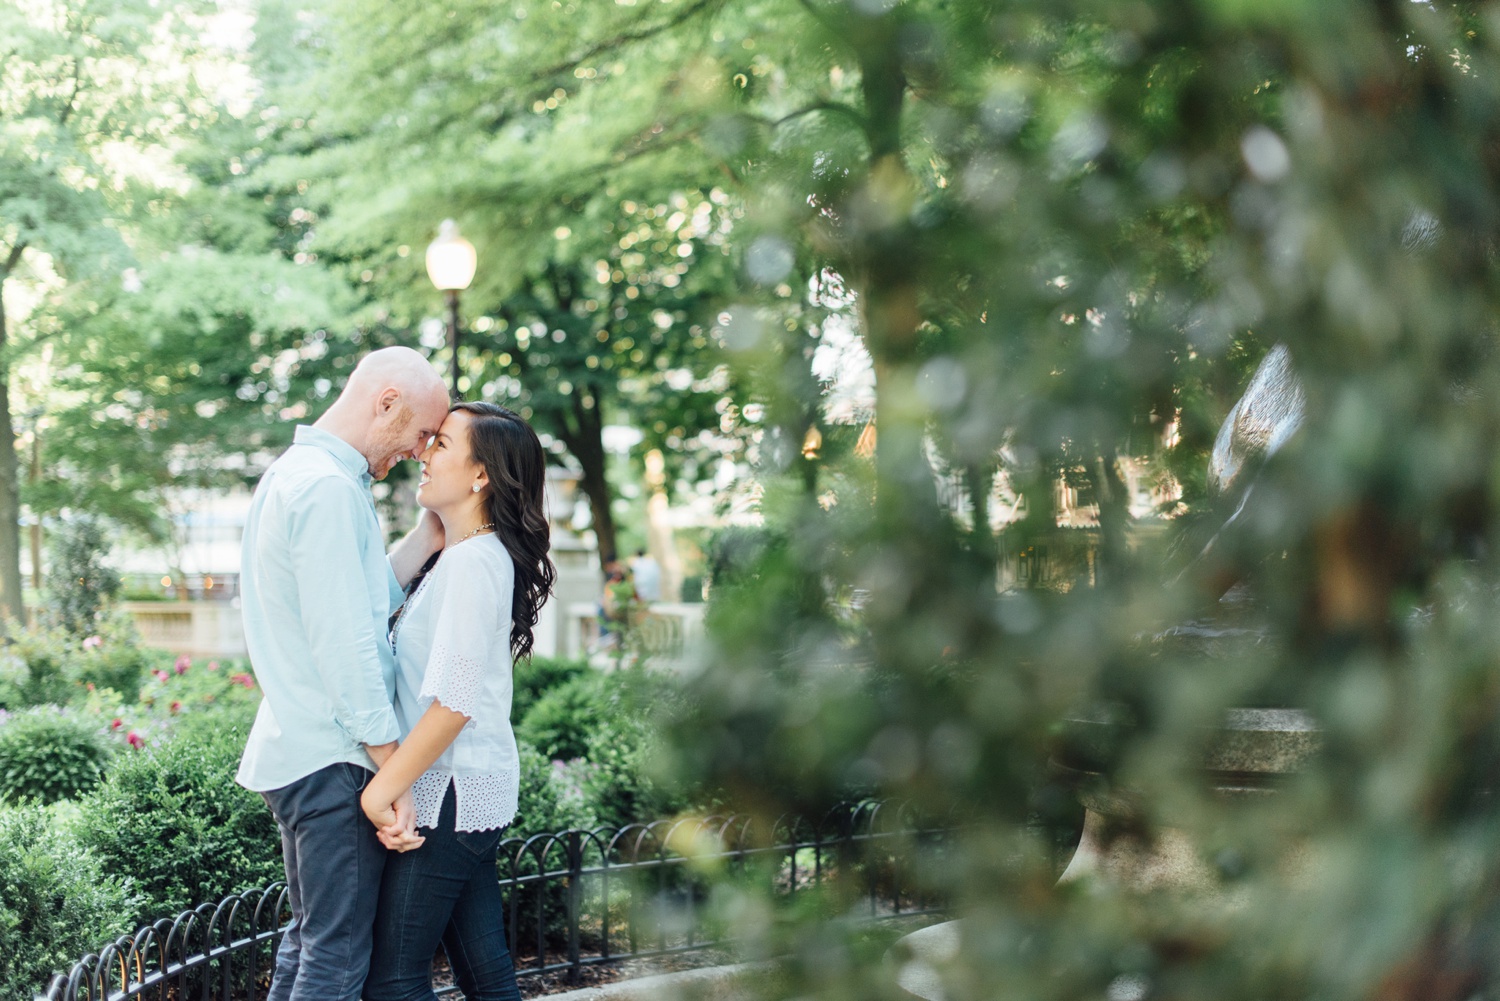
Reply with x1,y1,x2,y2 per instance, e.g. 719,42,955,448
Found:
389,510,447,588
416,509,444,550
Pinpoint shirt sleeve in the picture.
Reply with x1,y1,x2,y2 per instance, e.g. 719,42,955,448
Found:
286,475,401,747
417,542,514,721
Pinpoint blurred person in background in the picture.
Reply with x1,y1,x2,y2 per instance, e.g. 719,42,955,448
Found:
629,548,661,603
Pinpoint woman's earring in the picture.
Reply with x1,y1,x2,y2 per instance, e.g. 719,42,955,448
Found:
473,484,482,493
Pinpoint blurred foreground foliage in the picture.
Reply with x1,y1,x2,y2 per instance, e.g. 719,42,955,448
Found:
11,0,1500,993
614,1,1500,1000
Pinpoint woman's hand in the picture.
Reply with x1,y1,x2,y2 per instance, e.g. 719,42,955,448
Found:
362,781,425,852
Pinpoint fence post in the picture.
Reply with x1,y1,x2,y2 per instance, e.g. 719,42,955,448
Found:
837,805,857,908
567,830,583,983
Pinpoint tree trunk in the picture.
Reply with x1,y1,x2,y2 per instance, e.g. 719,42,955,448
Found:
0,279,27,622
966,460,998,562
574,433,617,567
1088,451,1130,587
549,384,617,568
851,19,939,522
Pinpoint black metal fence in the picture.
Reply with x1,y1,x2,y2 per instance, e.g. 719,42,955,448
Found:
43,802,948,1001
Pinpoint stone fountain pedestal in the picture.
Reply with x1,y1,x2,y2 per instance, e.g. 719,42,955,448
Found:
1055,707,1319,890
890,708,1321,1001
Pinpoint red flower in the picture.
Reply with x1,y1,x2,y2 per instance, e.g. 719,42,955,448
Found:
169,701,182,714
126,731,144,749
110,718,123,730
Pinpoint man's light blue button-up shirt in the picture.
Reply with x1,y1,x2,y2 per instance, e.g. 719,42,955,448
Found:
236,425,406,792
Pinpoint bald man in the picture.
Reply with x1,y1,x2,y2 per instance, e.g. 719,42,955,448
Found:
236,347,451,1001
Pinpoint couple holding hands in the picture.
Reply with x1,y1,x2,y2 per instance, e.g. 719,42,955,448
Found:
235,347,555,1001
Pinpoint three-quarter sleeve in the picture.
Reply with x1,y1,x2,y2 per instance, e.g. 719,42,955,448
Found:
286,475,401,747
417,541,514,721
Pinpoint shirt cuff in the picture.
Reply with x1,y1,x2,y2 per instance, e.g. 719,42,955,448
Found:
332,706,401,747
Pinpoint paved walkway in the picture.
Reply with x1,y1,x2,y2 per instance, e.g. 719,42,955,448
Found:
529,961,773,1001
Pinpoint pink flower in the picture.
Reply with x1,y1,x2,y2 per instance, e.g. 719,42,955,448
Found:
126,731,144,749
229,672,256,689
153,669,169,682
169,700,182,714
82,635,102,650
110,718,123,730
174,655,191,675
207,660,220,672
85,682,95,692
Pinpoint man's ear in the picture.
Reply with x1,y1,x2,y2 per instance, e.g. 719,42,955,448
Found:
376,388,401,415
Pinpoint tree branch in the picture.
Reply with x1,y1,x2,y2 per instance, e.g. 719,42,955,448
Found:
1,241,26,278
57,56,83,128
527,0,726,85
763,101,867,131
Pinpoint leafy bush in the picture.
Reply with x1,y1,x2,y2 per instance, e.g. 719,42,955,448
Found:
0,707,111,804
515,669,611,761
131,654,260,720
512,655,590,723
0,617,158,712
69,614,155,695
576,714,690,830
0,625,74,709
76,654,261,753
74,711,281,925
44,516,122,636
514,663,698,828
0,805,137,1001
511,740,601,838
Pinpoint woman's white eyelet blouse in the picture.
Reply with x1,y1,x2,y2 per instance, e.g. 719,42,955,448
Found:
390,534,518,833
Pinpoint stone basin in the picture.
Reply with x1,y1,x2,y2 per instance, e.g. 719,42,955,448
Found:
891,707,1321,1000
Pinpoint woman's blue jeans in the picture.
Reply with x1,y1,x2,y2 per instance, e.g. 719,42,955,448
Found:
364,784,521,1001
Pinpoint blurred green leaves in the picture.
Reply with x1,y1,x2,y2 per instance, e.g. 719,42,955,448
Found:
13,0,1500,995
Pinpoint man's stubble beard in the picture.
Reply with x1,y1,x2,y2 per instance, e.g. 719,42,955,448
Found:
366,405,415,480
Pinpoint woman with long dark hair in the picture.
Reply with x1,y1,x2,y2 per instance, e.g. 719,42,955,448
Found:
359,401,556,1001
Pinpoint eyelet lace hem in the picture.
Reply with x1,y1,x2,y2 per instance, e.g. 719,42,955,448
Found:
412,769,518,833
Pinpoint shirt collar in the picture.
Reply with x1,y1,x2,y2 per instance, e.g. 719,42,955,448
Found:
293,425,372,485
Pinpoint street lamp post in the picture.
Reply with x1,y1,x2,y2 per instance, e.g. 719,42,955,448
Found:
425,219,477,398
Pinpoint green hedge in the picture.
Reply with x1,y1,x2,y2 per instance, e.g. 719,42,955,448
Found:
0,805,136,1001
73,710,283,926
0,708,111,804
511,655,591,723
0,617,153,712
5,649,701,986
515,669,612,761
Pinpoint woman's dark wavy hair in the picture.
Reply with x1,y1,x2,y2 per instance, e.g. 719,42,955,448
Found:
461,401,557,661
403,401,557,661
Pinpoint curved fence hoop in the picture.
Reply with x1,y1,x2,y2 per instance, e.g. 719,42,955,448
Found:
42,800,946,1000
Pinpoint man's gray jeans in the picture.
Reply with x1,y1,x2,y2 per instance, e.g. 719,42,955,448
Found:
262,761,387,1001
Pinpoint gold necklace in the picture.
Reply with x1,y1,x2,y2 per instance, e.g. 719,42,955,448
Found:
448,522,496,548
